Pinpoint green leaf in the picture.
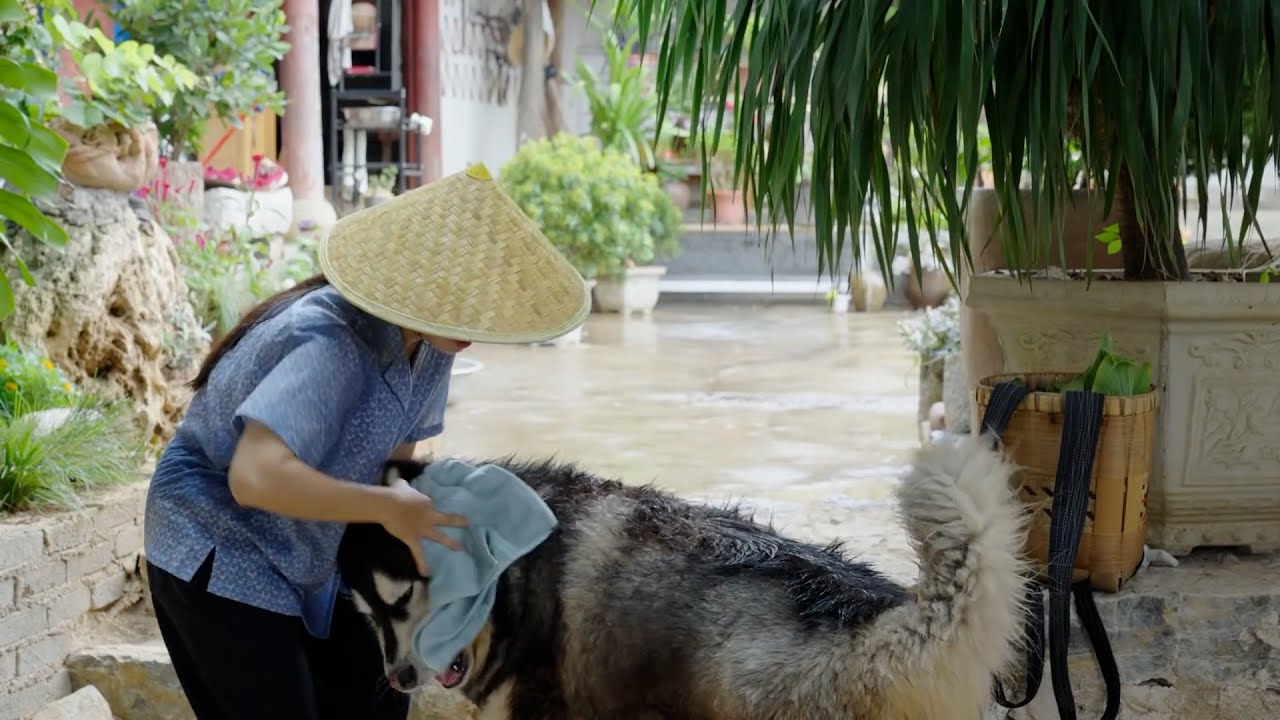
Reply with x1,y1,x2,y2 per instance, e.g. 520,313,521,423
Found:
0,59,57,98
0,264,13,320
0,101,31,148
0,189,67,247
1106,238,1123,255
0,146,60,197
0,0,26,23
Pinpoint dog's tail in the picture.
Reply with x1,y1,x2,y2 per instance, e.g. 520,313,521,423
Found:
860,434,1031,714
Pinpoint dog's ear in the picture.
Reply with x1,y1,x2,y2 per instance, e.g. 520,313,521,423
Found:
382,459,428,487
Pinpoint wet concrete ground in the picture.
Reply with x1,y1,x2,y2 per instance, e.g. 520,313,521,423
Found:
439,301,925,582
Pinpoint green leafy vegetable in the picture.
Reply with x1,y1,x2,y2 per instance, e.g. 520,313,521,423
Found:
1050,333,1152,397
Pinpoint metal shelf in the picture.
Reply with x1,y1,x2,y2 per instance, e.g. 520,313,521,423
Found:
325,0,420,216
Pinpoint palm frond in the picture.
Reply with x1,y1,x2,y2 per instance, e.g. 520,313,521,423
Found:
602,0,1280,283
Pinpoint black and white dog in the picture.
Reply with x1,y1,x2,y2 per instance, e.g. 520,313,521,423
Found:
336,437,1030,719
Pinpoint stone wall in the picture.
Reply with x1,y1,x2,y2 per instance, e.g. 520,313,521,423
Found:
0,483,147,720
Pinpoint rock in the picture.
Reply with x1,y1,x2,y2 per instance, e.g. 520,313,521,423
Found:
4,187,209,444
410,684,479,719
66,643,195,720
1008,550,1280,719
30,684,113,720
26,407,104,436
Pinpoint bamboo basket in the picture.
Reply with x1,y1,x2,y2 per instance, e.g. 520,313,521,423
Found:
975,372,1159,593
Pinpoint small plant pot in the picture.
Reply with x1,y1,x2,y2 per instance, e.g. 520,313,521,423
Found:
904,267,950,309
710,190,747,225
592,266,667,317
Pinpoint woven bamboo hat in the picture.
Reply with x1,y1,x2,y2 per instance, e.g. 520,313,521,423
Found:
319,163,590,344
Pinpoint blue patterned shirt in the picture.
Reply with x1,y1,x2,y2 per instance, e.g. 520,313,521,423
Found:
144,285,454,638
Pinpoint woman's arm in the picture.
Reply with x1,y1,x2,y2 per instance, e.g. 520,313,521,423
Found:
229,420,466,575
229,420,398,524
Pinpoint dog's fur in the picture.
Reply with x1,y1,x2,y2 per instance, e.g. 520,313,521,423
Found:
337,436,1030,719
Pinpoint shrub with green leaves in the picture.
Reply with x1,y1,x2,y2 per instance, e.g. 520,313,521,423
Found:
110,0,290,159
0,341,78,414
50,15,197,131
0,1,71,322
0,398,143,513
500,133,681,280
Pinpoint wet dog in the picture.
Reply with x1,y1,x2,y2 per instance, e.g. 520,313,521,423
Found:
336,436,1030,719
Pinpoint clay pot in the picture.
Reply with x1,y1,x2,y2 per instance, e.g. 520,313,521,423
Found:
711,190,747,225
904,267,950,310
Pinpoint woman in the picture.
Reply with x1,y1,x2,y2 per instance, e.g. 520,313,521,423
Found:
143,164,590,720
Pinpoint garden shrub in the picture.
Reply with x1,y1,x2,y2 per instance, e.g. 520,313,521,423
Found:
0,342,79,415
500,133,681,280
0,343,143,513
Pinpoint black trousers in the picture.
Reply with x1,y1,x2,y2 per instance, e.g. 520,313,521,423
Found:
148,554,410,720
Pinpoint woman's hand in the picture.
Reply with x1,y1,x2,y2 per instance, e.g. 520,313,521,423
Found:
378,476,469,577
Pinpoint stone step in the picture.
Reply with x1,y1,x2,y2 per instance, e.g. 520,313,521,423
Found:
64,641,478,720
1008,549,1280,719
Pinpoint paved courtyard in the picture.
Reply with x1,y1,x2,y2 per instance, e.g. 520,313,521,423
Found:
439,300,925,582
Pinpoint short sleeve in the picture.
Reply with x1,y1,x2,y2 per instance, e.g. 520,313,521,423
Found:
407,369,452,443
233,324,371,469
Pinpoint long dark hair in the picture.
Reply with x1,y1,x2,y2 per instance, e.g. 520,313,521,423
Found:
188,273,331,391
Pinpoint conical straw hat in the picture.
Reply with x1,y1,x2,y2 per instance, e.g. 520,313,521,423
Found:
319,163,590,344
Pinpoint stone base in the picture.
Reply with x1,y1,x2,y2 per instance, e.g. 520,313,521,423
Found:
964,271,1280,555
1002,550,1280,719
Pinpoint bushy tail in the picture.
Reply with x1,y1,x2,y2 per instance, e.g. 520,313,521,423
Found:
860,434,1032,715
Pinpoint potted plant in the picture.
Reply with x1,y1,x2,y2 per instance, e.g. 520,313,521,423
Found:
363,166,398,208
47,15,196,193
500,133,681,321
110,0,290,194
896,296,961,438
706,129,748,225
622,0,1280,556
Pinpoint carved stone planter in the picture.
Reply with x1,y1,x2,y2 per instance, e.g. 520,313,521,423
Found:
965,272,1280,556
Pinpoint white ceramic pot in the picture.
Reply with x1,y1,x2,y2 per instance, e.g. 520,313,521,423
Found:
592,266,667,317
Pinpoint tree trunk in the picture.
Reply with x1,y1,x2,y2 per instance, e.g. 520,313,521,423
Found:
1116,166,1190,281
516,0,548,146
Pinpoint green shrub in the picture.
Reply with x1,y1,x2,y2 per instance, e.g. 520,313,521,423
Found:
0,399,143,513
110,0,290,159
500,133,681,280
0,342,79,415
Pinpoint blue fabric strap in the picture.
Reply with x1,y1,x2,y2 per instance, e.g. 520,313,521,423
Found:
983,382,1121,720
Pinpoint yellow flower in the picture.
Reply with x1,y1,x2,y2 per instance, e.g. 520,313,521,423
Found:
0,359,8,369
41,359,54,370
62,383,72,392
4,382,16,392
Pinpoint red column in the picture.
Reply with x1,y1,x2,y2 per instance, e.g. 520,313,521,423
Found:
409,0,443,184
279,0,336,227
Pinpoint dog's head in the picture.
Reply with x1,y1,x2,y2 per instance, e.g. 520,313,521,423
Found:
337,459,490,694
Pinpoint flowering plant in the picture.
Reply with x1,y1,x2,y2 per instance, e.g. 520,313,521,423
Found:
0,342,79,416
897,296,960,364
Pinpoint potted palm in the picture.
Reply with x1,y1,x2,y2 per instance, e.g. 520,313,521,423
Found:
616,0,1280,557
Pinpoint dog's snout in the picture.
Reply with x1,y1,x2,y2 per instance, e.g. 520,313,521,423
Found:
387,664,418,692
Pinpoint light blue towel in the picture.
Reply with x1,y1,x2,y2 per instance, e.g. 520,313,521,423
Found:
407,458,559,674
